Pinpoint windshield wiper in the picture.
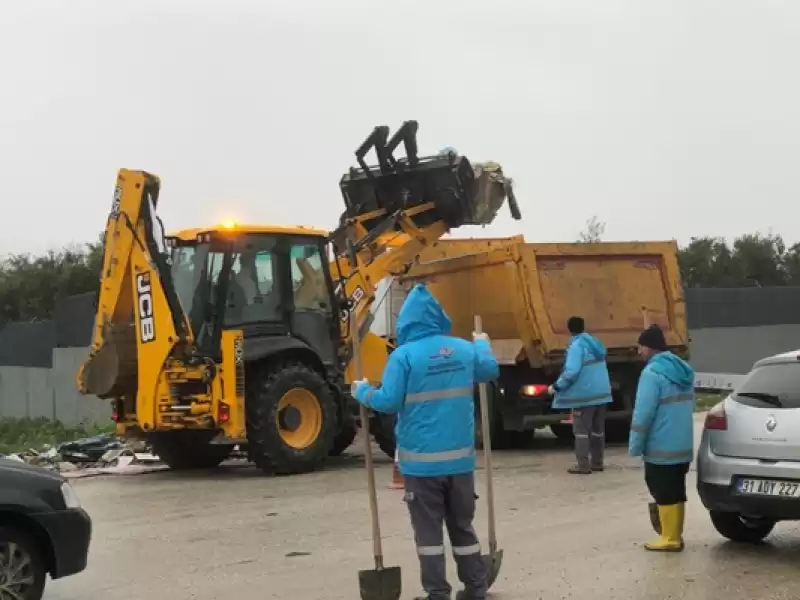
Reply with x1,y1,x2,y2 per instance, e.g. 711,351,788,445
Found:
736,392,783,408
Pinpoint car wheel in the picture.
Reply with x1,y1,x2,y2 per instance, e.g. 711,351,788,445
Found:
0,527,47,600
709,510,776,543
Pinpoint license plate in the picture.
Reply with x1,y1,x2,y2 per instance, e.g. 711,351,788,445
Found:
738,478,800,498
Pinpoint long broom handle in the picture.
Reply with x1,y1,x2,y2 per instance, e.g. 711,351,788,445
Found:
352,311,385,569
474,315,498,551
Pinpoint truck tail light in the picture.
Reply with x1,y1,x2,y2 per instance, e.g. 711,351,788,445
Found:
521,384,550,397
704,401,728,431
218,402,231,424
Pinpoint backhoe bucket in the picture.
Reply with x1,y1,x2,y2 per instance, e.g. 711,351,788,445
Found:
339,121,521,235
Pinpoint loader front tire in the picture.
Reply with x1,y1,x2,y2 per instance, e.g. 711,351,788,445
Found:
150,431,233,470
246,362,338,475
329,422,358,457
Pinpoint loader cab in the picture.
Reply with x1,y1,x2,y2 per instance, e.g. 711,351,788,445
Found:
167,225,340,368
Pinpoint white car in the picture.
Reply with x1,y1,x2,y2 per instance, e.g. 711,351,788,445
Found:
697,349,800,542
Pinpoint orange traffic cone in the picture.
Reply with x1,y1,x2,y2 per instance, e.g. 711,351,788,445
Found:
389,449,404,490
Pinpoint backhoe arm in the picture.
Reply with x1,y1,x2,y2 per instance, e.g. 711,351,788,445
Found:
328,121,522,383
77,169,193,401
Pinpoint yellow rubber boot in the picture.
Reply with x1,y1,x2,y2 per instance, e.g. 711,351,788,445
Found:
644,503,684,552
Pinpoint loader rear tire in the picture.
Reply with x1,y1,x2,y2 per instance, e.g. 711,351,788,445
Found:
246,362,338,475
150,432,233,470
371,413,397,460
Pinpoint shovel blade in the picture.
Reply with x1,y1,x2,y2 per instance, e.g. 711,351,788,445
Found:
358,566,402,600
648,502,661,535
483,549,504,590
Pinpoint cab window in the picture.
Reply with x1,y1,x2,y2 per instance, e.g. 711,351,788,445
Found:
290,242,331,314
224,236,281,325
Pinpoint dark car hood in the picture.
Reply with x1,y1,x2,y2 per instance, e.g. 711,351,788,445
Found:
0,457,64,483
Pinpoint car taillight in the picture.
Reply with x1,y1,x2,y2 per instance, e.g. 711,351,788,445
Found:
704,401,728,431
521,384,550,397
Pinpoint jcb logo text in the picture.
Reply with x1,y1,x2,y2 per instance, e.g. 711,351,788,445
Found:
136,273,156,343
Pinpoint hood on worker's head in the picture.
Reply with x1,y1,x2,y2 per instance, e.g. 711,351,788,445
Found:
395,284,452,345
649,351,695,388
575,332,607,360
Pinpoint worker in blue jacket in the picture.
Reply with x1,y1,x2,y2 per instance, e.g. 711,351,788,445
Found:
352,283,499,600
547,316,613,474
628,324,695,552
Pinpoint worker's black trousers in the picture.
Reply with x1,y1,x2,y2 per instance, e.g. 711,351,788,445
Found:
645,461,691,505
404,473,487,600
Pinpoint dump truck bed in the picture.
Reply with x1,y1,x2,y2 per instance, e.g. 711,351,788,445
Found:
397,236,688,367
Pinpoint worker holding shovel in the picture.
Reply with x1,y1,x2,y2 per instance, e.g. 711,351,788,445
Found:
352,284,499,600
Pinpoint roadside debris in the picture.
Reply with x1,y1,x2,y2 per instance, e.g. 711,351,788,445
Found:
0,433,165,475
0,435,246,478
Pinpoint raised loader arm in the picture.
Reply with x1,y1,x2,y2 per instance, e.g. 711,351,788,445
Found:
77,170,195,403
328,120,522,383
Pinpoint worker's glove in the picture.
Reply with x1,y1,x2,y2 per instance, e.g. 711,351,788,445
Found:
350,379,369,396
547,385,556,396
472,331,490,343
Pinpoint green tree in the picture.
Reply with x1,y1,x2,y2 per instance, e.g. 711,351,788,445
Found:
0,234,103,324
784,242,800,285
677,232,793,288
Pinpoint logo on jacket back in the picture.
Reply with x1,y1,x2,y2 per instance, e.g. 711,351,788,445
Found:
438,346,454,358
427,345,466,376
136,273,156,344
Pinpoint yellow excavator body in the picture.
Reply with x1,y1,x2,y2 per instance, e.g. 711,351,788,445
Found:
77,120,521,474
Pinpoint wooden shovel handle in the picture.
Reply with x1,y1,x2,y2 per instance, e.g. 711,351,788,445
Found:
352,312,385,569
474,315,498,551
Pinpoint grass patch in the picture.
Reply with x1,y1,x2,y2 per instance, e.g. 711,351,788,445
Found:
695,392,726,412
0,418,115,455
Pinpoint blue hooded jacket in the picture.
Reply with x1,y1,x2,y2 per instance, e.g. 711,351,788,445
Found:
552,333,613,409
629,351,696,465
353,284,499,477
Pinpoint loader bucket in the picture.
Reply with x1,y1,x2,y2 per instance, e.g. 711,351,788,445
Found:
339,121,521,236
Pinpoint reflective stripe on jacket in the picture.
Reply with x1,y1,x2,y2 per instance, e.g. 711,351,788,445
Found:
354,284,499,477
628,351,696,465
552,333,613,409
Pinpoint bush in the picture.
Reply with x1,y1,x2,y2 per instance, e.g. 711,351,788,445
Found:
0,418,114,455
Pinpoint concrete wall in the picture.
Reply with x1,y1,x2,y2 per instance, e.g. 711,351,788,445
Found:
689,324,800,374
1,325,799,424
0,348,109,426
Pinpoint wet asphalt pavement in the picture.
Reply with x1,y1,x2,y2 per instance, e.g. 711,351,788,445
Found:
49,419,800,600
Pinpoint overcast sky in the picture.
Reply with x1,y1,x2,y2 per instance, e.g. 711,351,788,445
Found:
1,0,798,256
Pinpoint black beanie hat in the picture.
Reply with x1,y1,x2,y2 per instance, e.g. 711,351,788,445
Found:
638,325,668,351
567,316,585,335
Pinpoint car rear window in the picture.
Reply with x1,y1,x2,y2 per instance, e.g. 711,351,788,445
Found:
732,361,800,409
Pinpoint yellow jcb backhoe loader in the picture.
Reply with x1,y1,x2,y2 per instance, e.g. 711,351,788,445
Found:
76,120,521,475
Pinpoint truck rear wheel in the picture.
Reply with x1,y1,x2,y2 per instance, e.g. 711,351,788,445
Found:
605,420,631,444
246,361,338,475
475,381,533,450
150,431,233,470
550,423,574,444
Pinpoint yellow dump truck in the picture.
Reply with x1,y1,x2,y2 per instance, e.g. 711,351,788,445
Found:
386,235,689,448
